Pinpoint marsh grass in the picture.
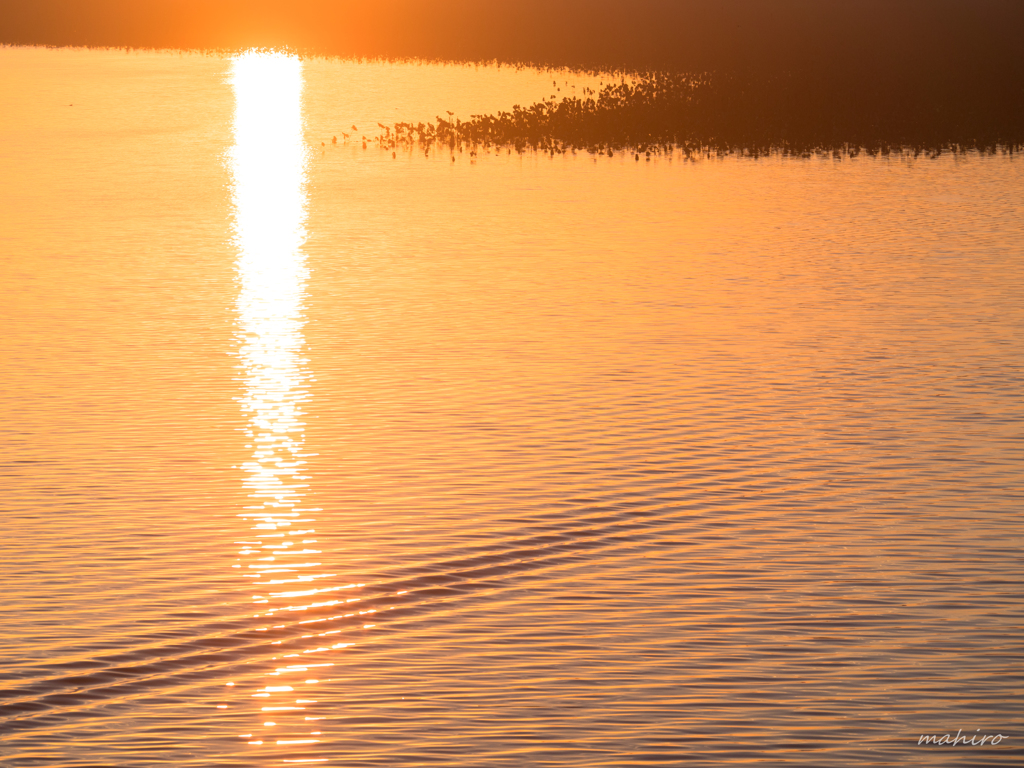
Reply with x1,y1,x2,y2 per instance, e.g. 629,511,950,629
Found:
375,71,1022,159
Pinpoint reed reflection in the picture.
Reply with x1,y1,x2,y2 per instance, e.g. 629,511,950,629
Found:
230,50,327,758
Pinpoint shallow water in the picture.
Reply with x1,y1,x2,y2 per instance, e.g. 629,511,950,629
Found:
1,46,1022,766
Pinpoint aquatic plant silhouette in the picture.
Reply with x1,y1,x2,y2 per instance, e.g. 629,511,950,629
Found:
370,71,1022,159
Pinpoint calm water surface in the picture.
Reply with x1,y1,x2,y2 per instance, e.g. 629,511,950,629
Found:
1,46,1023,766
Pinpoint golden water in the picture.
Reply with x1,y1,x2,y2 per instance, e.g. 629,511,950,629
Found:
2,46,1022,766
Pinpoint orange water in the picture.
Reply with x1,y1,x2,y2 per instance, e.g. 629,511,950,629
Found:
2,46,1022,766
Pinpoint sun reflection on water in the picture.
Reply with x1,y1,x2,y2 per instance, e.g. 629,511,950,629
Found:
230,50,330,760
232,50,310,515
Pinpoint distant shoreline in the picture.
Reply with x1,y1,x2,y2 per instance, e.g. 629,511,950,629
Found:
3,1,1022,74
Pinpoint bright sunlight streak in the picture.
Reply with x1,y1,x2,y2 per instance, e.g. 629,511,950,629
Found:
230,51,312,513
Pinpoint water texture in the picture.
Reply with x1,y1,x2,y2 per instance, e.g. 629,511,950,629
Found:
1,46,1022,767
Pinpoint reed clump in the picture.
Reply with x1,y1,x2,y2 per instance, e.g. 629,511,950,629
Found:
373,71,1023,160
